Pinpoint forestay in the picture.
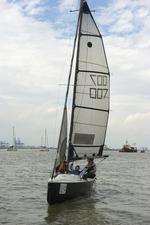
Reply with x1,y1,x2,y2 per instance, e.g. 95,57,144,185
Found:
69,1,110,159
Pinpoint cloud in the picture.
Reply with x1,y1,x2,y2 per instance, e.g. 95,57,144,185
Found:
0,0,150,148
0,0,73,145
59,0,78,12
96,0,150,148
124,112,150,124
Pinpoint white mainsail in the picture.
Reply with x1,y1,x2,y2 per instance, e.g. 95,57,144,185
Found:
69,1,110,159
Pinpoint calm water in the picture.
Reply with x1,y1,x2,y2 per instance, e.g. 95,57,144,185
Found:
0,150,150,225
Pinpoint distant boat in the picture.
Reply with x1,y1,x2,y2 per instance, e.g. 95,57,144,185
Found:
7,126,17,151
47,0,110,205
119,141,137,153
40,128,49,151
140,149,146,153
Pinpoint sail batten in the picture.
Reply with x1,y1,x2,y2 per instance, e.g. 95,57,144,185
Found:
68,1,110,160
81,33,101,38
78,69,109,75
74,105,109,112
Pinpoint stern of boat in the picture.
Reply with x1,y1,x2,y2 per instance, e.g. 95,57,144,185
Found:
47,174,94,205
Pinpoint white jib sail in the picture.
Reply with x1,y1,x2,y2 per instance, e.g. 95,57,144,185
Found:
55,106,68,168
70,1,110,158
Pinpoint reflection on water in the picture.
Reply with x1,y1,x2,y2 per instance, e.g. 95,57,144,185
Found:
46,197,108,225
45,197,109,225
0,150,150,225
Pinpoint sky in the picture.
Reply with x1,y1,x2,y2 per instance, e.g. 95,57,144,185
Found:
0,0,149,149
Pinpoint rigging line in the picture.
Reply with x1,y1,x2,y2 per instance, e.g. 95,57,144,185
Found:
68,0,83,149
51,4,80,179
73,0,85,124
99,34,111,155
64,2,81,107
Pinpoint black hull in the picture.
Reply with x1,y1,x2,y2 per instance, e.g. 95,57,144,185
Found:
47,179,94,205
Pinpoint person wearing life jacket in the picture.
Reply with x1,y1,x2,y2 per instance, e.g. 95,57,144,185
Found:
55,160,68,174
81,157,96,179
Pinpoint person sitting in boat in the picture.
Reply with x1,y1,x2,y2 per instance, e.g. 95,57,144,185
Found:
73,165,81,175
68,162,74,173
84,154,87,159
92,153,96,158
55,160,68,174
81,157,96,179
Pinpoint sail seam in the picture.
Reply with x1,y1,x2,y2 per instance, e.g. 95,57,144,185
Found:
76,91,109,97
81,33,101,38
78,69,109,75
75,105,109,112
79,60,108,69
74,121,107,127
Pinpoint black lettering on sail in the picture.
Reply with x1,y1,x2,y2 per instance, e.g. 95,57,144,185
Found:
89,74,108,99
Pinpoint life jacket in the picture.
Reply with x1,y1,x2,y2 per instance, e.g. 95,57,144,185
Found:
86,162,96,175
56,161,68,173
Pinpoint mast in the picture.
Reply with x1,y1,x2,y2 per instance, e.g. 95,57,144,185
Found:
51,1,81,178
63,1,82,107
12,126,17,150
44,128,47,147
13,126,16,147
68,0,84,160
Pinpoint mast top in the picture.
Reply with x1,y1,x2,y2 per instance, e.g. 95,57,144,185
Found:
80,0,90,14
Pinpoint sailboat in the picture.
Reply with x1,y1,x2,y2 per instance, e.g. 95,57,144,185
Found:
40,128,49,151
7,126,17,151
47,0,110,204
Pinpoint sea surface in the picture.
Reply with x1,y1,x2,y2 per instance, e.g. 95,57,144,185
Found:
0,149,150,225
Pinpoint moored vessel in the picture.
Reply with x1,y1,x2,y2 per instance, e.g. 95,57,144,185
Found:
40,128,49,151
119,141,137,153
7,126,17,151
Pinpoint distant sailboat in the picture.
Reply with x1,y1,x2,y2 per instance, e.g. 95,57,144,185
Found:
40,128,49,151
7,126,17,151
47,0,110,204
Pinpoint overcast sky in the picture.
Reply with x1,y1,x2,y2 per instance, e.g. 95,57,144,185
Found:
0,0,149,149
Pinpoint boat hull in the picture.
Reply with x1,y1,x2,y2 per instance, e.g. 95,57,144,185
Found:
47,176,94,205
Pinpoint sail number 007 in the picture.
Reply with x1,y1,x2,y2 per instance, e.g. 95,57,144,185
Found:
90,74,108,99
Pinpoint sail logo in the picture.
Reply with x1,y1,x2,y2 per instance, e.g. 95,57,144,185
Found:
89,74,108,99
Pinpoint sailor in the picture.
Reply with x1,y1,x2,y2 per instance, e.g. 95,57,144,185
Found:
73,165,81,175
81,157,96,179
55,160,68,174
68,162,74,173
